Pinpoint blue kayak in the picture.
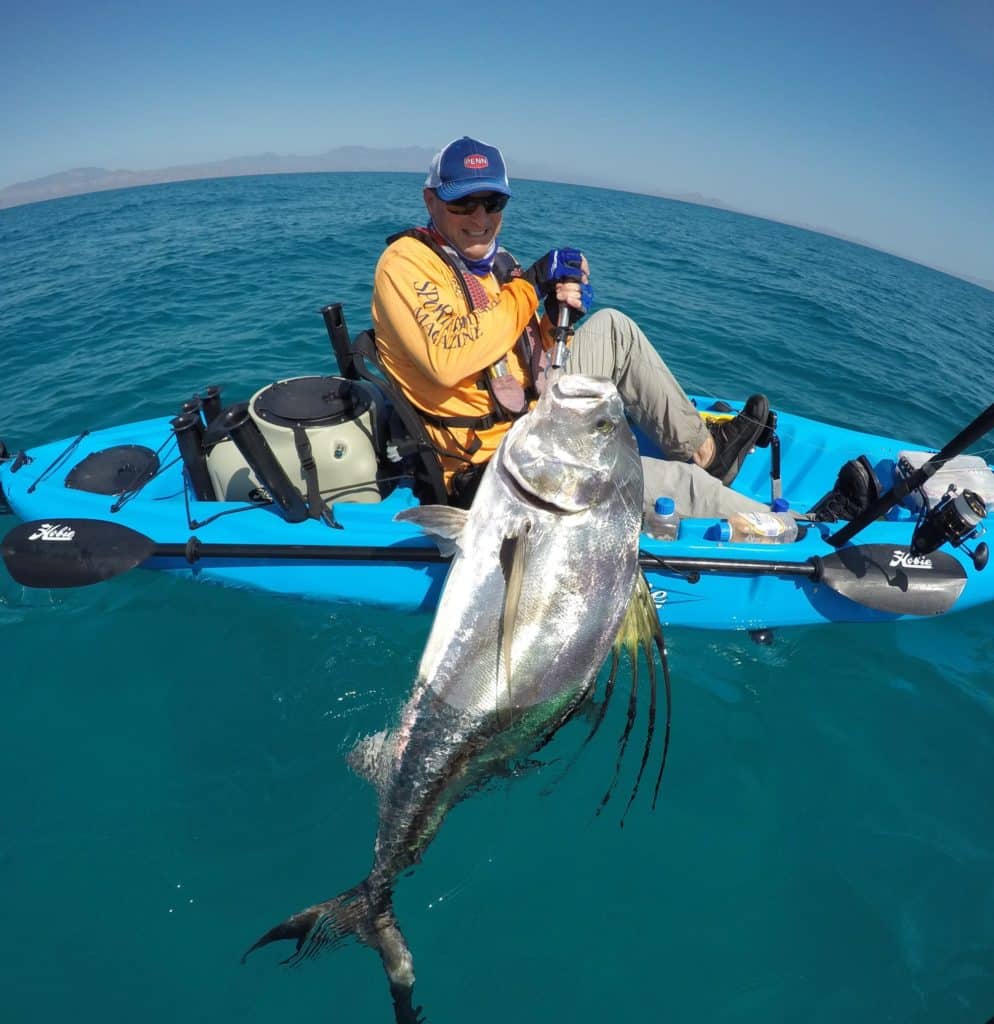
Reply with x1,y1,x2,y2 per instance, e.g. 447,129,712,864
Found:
2,307,993,631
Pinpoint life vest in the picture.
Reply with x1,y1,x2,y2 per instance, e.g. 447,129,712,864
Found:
385,228,548,442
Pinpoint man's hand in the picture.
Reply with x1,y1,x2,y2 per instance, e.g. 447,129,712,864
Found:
546,253,593,326
522,248,586,301
520,249,593,324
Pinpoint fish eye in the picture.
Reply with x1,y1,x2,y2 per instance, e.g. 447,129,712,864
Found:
594,417,615,434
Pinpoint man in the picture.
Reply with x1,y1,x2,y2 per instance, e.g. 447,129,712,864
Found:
371,136,869,517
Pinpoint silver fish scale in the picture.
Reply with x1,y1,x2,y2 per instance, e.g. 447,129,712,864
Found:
419,390,641,713
425,501,637,713
374,377,644,874
243,378,651,1018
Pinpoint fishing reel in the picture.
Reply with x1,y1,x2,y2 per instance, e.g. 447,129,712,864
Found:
910,485,989,570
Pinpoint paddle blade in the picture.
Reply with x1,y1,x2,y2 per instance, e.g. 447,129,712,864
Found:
1,519,157,589
816,544,967,616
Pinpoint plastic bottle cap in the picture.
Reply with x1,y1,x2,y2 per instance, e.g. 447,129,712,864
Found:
772,497,790,513
706,520,732,542
654,496,675,515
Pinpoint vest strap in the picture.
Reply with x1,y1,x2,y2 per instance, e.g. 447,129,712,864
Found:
292,425,325,520
385,228,547,439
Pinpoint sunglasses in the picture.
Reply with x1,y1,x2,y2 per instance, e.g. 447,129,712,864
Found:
443,193,509,216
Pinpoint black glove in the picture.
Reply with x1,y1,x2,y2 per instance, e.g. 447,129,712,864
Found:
521,248,593,326
521,248,585,300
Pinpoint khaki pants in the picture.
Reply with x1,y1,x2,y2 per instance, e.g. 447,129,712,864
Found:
569,308,767,518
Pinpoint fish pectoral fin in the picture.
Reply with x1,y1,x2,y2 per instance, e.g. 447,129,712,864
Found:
498,528,530,708
395,505,470,557
346,729,394,793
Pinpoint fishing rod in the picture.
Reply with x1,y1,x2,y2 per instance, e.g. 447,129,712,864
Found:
550,300,573,369
828,400,994,560
1,518,968,616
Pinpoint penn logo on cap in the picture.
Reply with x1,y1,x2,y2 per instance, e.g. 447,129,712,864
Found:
425,137,511,200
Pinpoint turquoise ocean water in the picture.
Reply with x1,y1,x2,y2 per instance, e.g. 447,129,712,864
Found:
2,174,994,1023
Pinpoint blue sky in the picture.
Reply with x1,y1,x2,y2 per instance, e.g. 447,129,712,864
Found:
3,0,992,283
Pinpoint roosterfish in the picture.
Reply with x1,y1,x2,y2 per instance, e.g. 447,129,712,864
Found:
243,375,670,1022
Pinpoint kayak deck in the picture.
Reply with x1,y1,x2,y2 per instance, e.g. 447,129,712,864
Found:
2,398,992,631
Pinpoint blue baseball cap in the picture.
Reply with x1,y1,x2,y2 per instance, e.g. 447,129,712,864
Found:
424,137,512,201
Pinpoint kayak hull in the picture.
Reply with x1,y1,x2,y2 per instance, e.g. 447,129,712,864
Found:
3,400,992,631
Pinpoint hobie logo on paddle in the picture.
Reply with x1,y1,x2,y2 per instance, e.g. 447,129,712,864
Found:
889,549,933,570
28,523,76,542
464,154,488,169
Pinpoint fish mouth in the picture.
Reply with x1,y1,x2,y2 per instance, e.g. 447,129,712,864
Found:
549,375,617,403
497,457,589,515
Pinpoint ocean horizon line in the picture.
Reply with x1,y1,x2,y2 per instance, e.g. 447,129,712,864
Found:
2,150,991,295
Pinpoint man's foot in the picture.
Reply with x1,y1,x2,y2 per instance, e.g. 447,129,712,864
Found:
705,394,770,486
809,455,881,522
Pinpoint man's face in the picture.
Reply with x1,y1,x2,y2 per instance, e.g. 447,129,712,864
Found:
424,188,506,261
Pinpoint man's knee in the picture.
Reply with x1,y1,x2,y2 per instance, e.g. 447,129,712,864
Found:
570,307,648,381
584,307,633,336
572,308,637,364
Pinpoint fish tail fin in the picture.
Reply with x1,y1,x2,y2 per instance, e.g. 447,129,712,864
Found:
375,905,425,1024
242,882,425,1023
241,881,371,966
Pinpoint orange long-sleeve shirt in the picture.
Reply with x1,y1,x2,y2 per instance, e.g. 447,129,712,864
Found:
372,234,550,486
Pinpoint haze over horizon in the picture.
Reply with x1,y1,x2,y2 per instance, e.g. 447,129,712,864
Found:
3,1,992,286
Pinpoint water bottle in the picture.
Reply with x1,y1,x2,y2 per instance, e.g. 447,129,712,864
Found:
709,510,799,544
644,496,680,541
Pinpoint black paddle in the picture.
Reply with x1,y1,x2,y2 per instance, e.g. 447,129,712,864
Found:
1,518,968,616
829,401,994,548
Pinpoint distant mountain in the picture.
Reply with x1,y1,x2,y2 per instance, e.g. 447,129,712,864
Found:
1,145,739,215
0,147,438,209
2,148,990,292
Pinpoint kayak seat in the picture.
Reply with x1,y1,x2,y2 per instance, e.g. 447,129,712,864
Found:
320,303,449,506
